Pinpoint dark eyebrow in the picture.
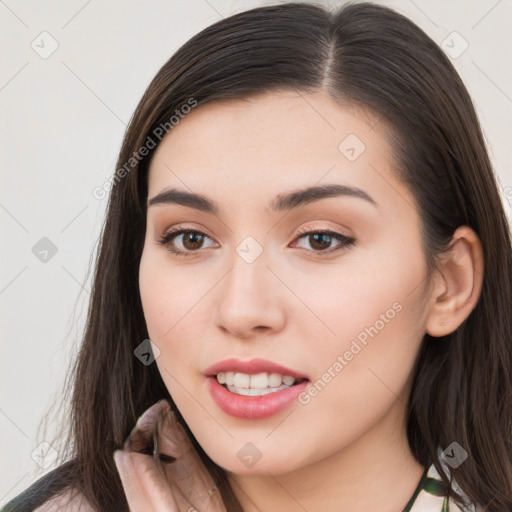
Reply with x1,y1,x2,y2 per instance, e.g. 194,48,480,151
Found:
270,184,377,211
148,188,218,214
147,184,377,213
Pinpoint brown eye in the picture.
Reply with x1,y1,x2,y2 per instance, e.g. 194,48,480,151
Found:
307,232,333,251
181,231,206,250
157,228,217,257
293,228,356,254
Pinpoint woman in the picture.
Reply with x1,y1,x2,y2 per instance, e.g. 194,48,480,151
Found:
3,2,511,511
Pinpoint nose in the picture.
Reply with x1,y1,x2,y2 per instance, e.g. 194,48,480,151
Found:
213,250,287,340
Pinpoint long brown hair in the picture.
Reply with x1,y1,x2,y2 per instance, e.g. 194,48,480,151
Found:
13,2,512,510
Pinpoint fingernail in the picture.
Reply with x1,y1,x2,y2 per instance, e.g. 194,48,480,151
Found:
137,402,161,426
157,399,171,410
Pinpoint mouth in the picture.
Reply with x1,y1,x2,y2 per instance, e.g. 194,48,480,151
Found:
204,358,310,419
215,371,307,396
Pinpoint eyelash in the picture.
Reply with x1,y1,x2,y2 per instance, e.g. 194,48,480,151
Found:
157,225,356,258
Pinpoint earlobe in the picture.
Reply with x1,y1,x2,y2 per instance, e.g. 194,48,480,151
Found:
425,226,484,338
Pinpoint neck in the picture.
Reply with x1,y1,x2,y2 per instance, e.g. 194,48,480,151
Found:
226,399,425,512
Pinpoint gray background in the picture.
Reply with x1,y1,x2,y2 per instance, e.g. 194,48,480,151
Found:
1,0,511,505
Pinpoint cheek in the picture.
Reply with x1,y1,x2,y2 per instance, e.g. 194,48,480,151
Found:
287,240,426,352
292,239,428,407
139,248,200,339
139,249,210,386
139,261,169,340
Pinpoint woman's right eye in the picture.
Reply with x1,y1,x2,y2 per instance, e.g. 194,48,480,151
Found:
157,228,217,257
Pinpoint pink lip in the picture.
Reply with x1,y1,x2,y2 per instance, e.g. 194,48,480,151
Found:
206,377,309,420
204,358,310,420
203,358,309,380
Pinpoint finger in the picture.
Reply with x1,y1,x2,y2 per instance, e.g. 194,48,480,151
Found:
164,454,226,511
123,400,227,511
114,449,180,512
159,473,207,512
155,407,228,511
124,401,164,454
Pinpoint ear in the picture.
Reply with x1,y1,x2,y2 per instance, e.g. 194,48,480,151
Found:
425,225,484,337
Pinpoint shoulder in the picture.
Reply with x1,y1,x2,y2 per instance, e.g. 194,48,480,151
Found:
33,489,95,512
415,460,483,512
1,461,94,512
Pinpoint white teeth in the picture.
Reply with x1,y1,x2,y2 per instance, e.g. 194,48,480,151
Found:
215,371,299,390
233,373,250,388
249,372,268,388
283,375,295,386
268,373,283,387
226,383,292,396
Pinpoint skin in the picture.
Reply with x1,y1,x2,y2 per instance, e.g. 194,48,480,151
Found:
132,89,484,512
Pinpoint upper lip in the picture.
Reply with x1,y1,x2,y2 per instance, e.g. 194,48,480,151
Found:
204,358,309,380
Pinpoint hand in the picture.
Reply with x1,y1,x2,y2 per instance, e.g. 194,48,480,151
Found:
114,399,228,512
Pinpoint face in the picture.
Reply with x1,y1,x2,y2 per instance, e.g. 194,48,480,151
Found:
139,90,433,476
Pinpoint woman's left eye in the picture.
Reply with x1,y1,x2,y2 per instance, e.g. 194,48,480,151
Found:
157,226,356,257
292,228,356,254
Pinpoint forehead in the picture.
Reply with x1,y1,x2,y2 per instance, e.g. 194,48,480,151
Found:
146,90,415,217
151,90,385,165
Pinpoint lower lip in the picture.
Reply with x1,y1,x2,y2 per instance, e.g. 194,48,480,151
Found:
206,377,309,420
